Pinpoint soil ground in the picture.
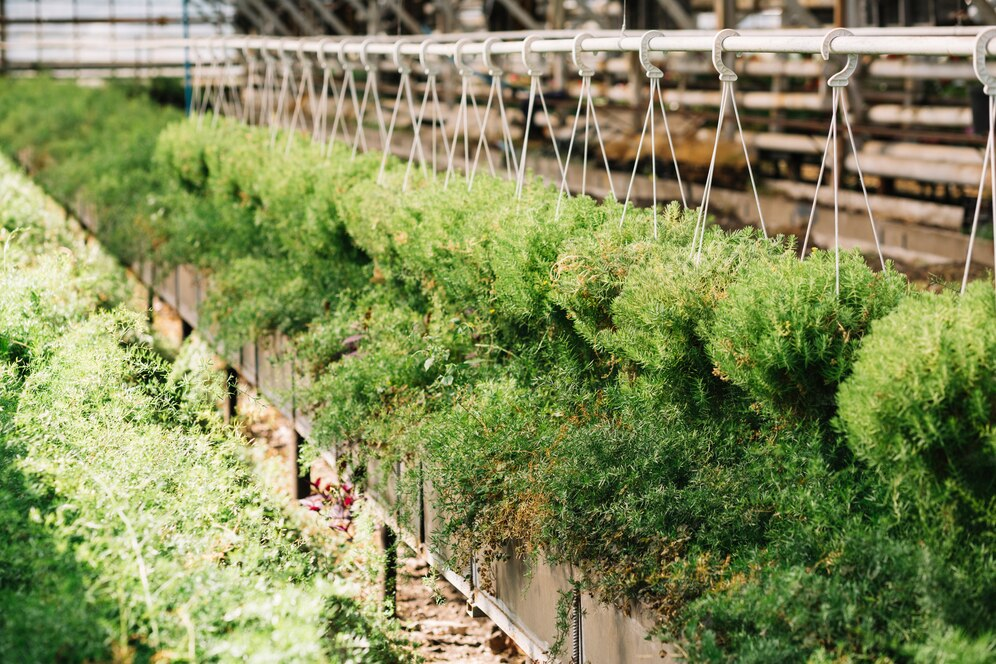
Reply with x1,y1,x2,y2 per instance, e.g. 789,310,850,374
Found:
395,554,527,663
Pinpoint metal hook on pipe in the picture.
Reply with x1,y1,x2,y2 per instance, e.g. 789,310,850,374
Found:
419,38,441,76
296,39,312,68
201,36,216,64
211,37,227,65
522,35,544,77
974,27,996,95
572,33,595,77
316,37,335,70
640,30,664,79
454,38,475,76
337,40,355,70
482,37,503,76
822,28,858,87
393,40,412,74
961,27,996,294
277,37,295,68
711,29,738,82
259,39,276,64
360,38,378,72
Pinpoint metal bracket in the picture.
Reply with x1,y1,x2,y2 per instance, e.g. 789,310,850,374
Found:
295,39,311,69
454,38,475,77
823,28,858,88
711,29,738,82
482,37,503,76
640,30,664,80
419,38,440,77
277,38,294,72
359,38,377,73
315,37,335,70
337,40,355,71
974,27,996,96
392,41,411,75
522,35,543,77
481,37,503,76
572,32,595,77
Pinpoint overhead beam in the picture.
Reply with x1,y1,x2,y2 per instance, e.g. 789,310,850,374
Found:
271,0,323,35
655,0,695,29
342,0,368,20
493,0,542,30
299,0,350,35
432,0,468,32
382,0,424,33
570,0,609,27
783,0,822,28
239,0,293,35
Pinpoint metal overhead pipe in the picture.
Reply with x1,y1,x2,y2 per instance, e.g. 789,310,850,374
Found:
7,28,996,61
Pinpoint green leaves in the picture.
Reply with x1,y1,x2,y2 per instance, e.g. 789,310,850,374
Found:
708,248,909,419
5,79,995,663
0,151,410,664
838,281,996,535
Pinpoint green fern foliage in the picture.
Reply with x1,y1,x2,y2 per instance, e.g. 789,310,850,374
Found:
838,280,996,532
709,249,909,418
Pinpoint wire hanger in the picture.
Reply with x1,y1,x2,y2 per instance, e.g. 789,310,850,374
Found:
240,41,258,125
286,40,318,153
514,35,567,200
311,37,337,144
379,40,427,184
349,39,389,159
554,33,617,220
326,39,363,157
469,37,519,187
403,39,453,190
962,27,996,294
691,29,767,262
800,28,884,295
444,38,496,189
618,30,687,237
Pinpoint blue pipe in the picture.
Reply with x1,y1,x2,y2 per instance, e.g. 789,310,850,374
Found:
183,0,191,115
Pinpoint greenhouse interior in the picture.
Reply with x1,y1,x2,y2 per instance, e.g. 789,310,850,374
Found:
1,1,995,662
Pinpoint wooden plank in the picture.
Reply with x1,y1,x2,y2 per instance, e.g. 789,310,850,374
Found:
844,152,981,186
767,179,964,230
867,104,971,127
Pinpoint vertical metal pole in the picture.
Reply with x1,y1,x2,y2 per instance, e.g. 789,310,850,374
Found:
34,0,40,71
380,525,398,616
73,0,80,67
294,432,311,499
109,0,116,78
716,0,736,29
223,367,239,424
183,0,192,115
0,0,6,74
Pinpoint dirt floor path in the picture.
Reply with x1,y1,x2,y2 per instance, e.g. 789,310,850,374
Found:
396,555,526,663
